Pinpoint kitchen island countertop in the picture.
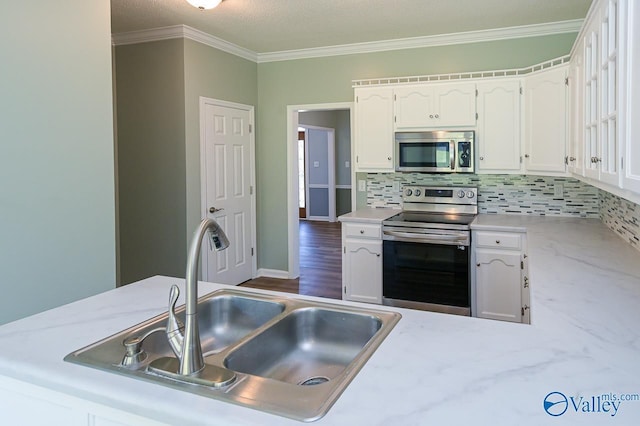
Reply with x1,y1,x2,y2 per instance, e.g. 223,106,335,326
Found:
0,215,639,425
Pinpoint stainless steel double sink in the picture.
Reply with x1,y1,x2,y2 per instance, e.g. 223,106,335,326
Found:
65,288,401,422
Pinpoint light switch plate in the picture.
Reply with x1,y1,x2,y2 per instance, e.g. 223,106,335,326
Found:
345,161,350,168
358,180,366,192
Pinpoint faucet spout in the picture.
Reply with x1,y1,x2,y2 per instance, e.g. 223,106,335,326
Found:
167,218,230,376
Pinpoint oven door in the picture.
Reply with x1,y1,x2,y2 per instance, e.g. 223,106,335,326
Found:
382,239,470,314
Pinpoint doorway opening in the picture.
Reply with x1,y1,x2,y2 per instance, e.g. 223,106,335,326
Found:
286,103,355,281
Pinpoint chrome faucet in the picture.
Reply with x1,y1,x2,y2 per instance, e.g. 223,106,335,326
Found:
166,218,230,375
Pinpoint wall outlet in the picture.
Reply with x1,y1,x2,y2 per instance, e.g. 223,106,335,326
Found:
392,181,400,191
554,183,564,198
358,180,366,192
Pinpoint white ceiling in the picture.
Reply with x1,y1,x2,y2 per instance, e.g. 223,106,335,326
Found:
111,0,593,54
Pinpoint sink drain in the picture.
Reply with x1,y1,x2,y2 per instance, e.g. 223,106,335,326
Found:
298,376,330,386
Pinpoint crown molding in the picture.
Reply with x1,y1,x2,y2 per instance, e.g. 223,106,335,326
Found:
257,19,583,63
111,25,258,62
112,20,583,64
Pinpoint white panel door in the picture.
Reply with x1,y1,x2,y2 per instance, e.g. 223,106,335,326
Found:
203,103,253,285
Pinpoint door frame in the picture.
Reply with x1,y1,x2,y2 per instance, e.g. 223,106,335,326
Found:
199,96,257,282
299,125,336,222
286,102,354,279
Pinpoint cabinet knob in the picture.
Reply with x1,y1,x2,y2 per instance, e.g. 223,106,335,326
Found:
479,156,484,160
360,230,364,234
495,240,500,244
387,156,392,161
570,156,576,162
434,114,439,119
376,253,381,257
476,263,481,267
429,114,434,119
524,154,530,158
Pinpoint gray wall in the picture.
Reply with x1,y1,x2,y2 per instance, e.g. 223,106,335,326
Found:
115,40,187,285
0,0,116,324
115,38,257,284
256,34,578,272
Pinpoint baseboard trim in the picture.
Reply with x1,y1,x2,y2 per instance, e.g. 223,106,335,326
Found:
256,268,291,279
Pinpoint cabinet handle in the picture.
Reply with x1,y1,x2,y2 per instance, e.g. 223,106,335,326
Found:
569,156,576,162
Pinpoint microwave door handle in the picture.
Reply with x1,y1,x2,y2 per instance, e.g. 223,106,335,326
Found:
450,140,456,170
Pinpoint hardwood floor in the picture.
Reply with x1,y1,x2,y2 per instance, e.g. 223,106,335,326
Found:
240,220,342,299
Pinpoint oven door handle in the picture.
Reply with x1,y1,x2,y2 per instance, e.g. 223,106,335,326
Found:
383,230,469,245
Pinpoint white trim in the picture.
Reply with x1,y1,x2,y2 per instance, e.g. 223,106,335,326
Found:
336,185,352,190
287,103,354,280
199,97,258,282
308,184,330,189
112,25,258,62
258,20,583,63
256,268,290,280
112,21,582,64
352,55,571,87
307,217,332,222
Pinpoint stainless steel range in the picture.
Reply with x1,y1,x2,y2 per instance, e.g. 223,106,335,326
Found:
382,186,478,315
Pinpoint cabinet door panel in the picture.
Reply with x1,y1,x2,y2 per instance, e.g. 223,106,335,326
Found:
354,87,394,171
344,239,382,304
524,66,568,173
436,83,477,127
394,86,435,129
475,249,522,322
476,81,521,172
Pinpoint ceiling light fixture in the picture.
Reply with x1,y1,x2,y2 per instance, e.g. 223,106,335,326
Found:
185,0,222,10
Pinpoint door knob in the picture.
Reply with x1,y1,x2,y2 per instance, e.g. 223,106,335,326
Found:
209,207,224,213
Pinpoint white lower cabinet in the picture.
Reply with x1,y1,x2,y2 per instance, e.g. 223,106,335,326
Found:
472,230,530,324
341,222,383,304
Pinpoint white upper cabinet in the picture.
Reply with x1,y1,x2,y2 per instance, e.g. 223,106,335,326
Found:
476,80,522,172
394,83,476,129
523,66,568,174
354,87,394,172
621,0,640,193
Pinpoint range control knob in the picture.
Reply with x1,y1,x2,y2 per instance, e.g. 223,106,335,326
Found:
457,190,466,198
466,191,475,198
405,188,413,196
414,189,422,196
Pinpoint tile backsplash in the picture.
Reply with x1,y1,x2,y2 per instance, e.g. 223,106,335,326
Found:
366,173,640,253
366,174,600,218
600,191,640,252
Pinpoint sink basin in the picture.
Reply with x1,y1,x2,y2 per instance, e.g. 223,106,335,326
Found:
224,307,382,385
65,288,401,422
198,294,285,353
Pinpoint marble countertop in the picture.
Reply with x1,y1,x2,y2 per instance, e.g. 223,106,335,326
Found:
1,216,640,425
338,207,399,223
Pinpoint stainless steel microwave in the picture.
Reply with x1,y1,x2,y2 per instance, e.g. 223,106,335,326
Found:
395,130,475,173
